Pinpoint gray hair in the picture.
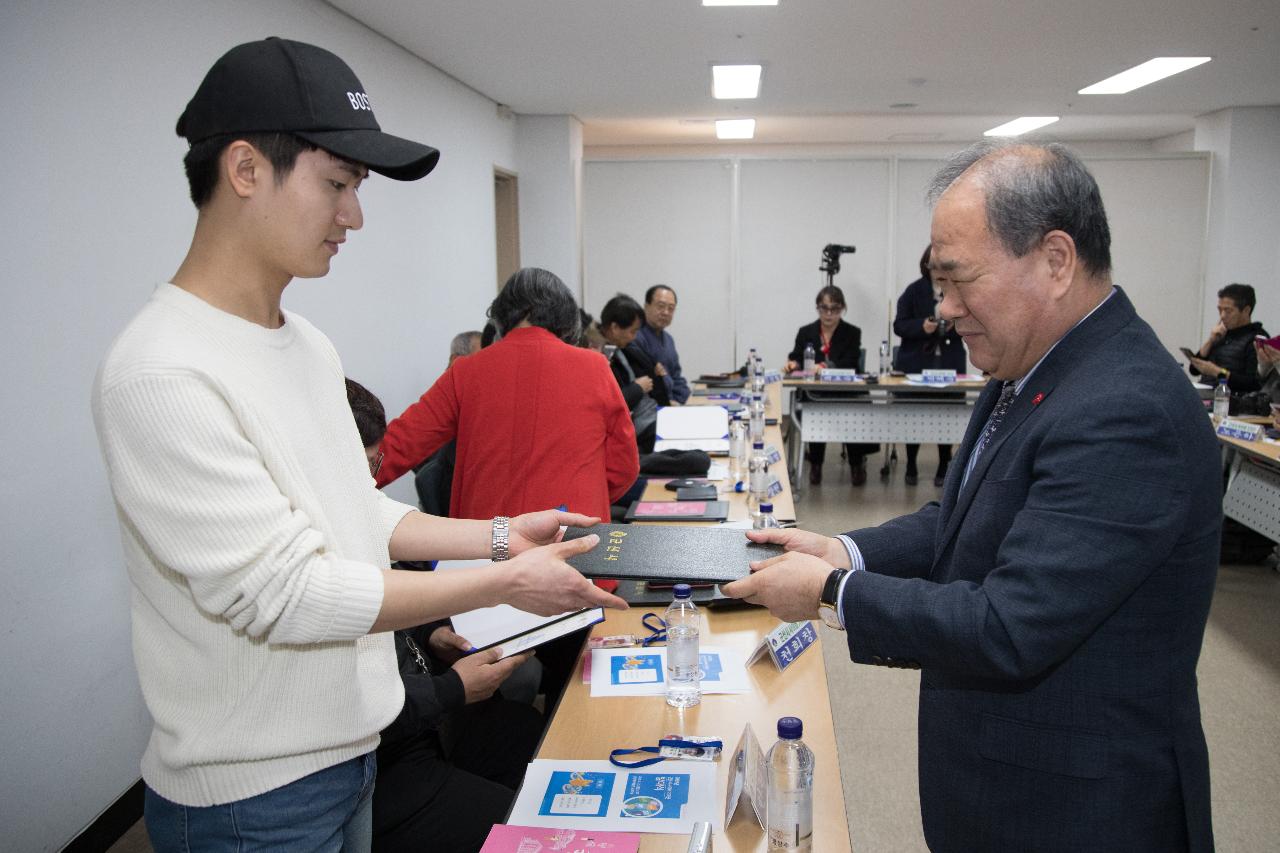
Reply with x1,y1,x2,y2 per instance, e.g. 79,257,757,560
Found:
487,267,582,343
449,330,481,359
927,139,1112,277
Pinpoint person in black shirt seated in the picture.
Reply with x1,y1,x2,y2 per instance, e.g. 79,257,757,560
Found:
893,246,968,486
1190,283,1268,393
599,293,670,453
345,378,544,853
785,284,878,486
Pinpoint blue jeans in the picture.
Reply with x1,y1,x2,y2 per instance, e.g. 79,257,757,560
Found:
145,752,376,852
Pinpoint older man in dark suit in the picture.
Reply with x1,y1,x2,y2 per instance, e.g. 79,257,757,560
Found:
724,140,1219,852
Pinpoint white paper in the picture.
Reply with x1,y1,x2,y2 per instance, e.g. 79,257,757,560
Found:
724,724,767,830
509,759,721,835
435,559,602,658
589,646,752,697
654,437,731,453
656,406,729,440
655,407,731,453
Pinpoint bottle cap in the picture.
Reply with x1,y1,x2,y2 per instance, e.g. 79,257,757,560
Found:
760,503,773,513
777,716,803,739
673,583,692,599
753,440,764,448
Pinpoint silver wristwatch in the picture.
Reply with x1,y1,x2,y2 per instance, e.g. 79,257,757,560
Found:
491,516,510,562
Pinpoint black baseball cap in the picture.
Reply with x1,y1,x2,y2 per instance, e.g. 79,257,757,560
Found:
176,37,440,181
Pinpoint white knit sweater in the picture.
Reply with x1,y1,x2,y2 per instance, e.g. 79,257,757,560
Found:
92,284,414,806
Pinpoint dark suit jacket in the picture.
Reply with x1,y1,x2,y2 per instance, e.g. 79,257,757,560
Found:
841,288,1219,852
788,319,861,370
893,275,967,373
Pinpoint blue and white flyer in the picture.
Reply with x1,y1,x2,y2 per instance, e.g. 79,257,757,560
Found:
588,646,751,697
508,759,720,835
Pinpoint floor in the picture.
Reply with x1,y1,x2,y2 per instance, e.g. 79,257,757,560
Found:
108,445,1280,853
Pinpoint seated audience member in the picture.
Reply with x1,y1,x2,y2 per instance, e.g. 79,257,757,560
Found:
785,285,878,485
1190,283,1269,392
345,379,543,853
448,330,482,365
580,310,608,352
632,284,691,404
893,246,967,486
599,293,669,452
376,268,639,521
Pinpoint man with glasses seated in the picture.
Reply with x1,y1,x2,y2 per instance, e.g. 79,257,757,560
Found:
784,284,878,485
632,284,691,405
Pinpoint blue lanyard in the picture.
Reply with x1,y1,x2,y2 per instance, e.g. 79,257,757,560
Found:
609,738,725,768
640,612,667,646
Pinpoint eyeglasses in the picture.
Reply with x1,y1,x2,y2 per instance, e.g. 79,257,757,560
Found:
368,450,384,478
816,303,844,315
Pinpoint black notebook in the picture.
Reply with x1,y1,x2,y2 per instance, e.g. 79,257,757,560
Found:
563,524,783,584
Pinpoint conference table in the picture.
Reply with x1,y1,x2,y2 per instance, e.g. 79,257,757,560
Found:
534,608,852,851
784,374,987,493
1218,420,1280,545
530,380,852,850
645,383,796,521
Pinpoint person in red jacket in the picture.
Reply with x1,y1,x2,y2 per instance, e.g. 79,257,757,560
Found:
377,267,639,524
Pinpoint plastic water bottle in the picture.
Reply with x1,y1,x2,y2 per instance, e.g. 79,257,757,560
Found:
752,357,766,394
749,393,766,444
748,440,770,517
747,348,758,384
802,343,816,377
665,584,701,709
1213,375,1230,424
729,412,749,484
878,339,891,377
766,717,814,851
754,501,782,530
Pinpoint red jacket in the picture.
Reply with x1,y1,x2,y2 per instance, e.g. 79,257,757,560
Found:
377,326,639,522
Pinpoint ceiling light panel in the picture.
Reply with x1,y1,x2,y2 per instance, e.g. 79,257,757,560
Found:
713,64,762,99
1078,57,1212,95
984,116,1060,137
702,0,779,6
716,119,756,139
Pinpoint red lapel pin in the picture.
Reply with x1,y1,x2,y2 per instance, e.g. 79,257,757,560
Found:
1031,392,1045,406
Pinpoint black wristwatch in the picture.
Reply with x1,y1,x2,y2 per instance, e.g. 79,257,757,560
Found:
818,568,849,631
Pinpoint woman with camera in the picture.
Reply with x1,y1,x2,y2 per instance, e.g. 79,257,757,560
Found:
893,246,967,486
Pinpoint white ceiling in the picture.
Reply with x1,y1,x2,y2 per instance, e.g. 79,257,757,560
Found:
330,0,1280,146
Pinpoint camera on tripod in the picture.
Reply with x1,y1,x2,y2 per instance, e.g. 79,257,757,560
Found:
819,243,856,279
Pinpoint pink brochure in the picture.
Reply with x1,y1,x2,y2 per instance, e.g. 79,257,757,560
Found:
480,824,641,852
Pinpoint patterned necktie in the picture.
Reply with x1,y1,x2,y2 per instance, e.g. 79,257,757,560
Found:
962,381,1017,489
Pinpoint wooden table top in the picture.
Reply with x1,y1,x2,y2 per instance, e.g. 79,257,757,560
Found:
534,607,852,851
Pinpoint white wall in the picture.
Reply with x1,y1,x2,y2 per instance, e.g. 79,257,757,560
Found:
517,114,585,296
582,160,735,373
584,149,1211,377
1195,107,1280,335
0,0,516,848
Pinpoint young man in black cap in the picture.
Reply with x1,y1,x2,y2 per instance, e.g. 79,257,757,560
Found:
91,38,623,851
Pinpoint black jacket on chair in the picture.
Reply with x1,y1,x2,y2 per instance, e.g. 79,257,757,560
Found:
788,319,861,370
611,344,672,409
